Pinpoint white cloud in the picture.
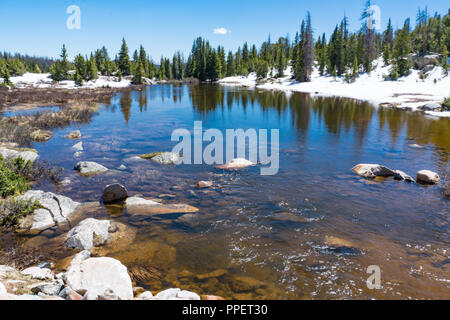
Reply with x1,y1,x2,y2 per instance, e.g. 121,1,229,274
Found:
213,27,230,35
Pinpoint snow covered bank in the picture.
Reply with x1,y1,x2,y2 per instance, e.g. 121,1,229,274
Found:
5,73,132,89
218,58,450,118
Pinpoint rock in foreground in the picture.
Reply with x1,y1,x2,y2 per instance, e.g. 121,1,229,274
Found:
416,170,440,185
393,170,415,183
74,161,108,176
352,164,395,179
64,251,133,300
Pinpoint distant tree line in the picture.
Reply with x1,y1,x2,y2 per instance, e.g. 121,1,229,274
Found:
1,1,449,87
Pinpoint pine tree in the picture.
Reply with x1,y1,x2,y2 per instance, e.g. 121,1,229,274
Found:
352,56,359,80
118,38,131,76
226,51,235,76
132,60,145,84
392,19,413,77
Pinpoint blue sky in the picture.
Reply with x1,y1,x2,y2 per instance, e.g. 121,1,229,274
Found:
0,0,448,60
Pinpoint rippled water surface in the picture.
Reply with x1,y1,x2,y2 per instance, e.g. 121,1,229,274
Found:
3,84,450,299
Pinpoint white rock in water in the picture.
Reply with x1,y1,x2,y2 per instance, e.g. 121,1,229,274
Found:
102,184,128,203
155,288,201,300
416,170,440,185
352,164,395,179
74,161,108,175
125,196,160,207
140,152,182,165
393,170,415,183
216,158,255,170
66,130,82,140
66,218,111,250
20,190,80,231
64,257,133,300
71,142,83,152
0,147,39,163
21,267,53,280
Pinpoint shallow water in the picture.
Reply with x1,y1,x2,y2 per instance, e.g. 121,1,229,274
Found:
3,84,450,299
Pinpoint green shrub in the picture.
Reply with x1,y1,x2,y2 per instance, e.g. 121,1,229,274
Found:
0,155,32,198
0,198,40,227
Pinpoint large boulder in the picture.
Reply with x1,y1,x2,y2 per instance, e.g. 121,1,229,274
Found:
411,53,441,70
139,152,181,165
74,161,108,176
416,170,440,185
20,191,80,231
0,147,39,163
352,164,395,179
102,184,128,203
21,267,53,280
64,251,133,300
65,218,111,250
216,158,255,170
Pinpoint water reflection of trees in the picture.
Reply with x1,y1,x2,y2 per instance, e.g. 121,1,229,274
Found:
106,84,450,161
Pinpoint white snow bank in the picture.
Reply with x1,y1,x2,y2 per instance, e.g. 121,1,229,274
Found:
4,72,132,89
219,57,450,118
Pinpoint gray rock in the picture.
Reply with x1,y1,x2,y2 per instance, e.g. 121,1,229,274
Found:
216,158,255,170
66,218,111,250
64,256,133,300
352,164,395,179
140,152,182,165
417,170,440,185
417,103,442,111
0,147,39,163
31,283,63,296
102,184,128,203
84,288,119,300
21,267,53,280
125,197,160,207
137,291,154,300
155,288,200,300
118,164,127,170
20,191,80,231
74,161,108,176
393,170,415,183
412,53,441,70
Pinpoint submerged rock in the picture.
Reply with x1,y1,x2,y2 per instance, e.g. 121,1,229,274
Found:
102,184,128,203
125,196,160,207
416,170,440,185
63,252,133,300
30,130,53,142
74,161,108,176
0,147,39,163
139,152,181,165
19,190,80,231
393,170,415,183
216,158,255,170
65,218,111,250
324,236,362,256
352,164,395,179
66,130,82,140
